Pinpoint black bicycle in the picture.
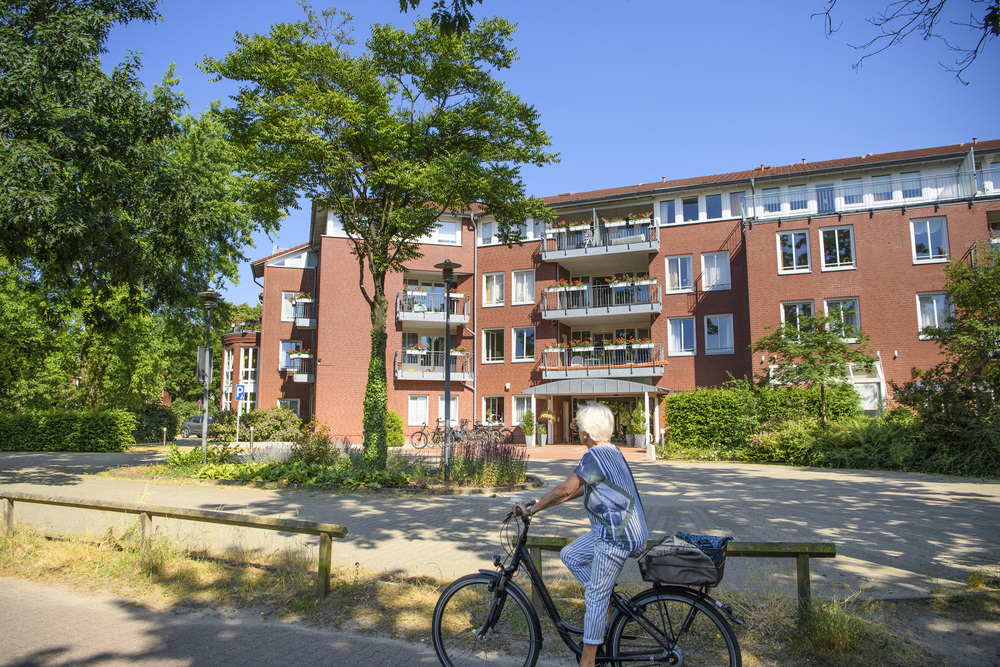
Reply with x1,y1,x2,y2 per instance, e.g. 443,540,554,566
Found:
431,505,742,666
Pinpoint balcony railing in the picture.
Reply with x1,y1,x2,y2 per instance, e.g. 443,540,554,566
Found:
285,356,315,383
542,220,659,259
541,344,666,379
740,168,1000,222
396,291,470,325
394,350,474,382
294,301,317,329
541,282,661,319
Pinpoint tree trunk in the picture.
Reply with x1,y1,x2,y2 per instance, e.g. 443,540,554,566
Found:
363,292,389,470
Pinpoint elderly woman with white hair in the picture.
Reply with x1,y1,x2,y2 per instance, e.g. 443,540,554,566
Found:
513,402,648,667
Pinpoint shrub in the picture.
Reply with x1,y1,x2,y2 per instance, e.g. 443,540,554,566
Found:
448,441,528,487
0,410,135,452
290,422,344,467
385,410,405,449
520,409,535,436
132,404,177,443
208,406,301,442
743,416,820,465
168,399,203,427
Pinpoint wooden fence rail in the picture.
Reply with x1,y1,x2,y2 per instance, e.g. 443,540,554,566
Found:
525,535,836,610
1,491,347,600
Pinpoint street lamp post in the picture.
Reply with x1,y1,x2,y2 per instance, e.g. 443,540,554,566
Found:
434,260,461,483
197,289,221,462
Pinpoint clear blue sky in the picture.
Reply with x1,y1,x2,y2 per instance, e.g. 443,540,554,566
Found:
103,0,999,306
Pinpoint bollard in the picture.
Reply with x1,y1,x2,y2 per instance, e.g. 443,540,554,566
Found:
162,427,167,447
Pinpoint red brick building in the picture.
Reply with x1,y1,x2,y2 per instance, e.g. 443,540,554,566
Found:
222,140,1000,443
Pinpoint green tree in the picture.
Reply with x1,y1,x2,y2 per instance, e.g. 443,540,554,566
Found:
398,0,485,34
203,8,555,469
0,2,280,314
752,311,876,426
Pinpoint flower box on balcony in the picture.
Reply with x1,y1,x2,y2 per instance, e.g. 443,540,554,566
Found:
450,349,468,356
630,217,653,225
603,344,625,351
288,350,314,358
631,343,654,349
633,279,658,286
569,346,593,352
603,220,628,228
568,224,591,232
405,348,428,355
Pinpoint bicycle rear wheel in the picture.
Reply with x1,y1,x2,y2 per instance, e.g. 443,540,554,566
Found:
608,587,740,666
410,431,428,449
432,573,541,667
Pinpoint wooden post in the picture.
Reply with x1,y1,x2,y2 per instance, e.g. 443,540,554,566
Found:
140,512,151,554
4,498,12,535
317,532,332,600
796,553,811,613
529,545,544,614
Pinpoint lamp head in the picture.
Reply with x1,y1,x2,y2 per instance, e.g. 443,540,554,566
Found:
197,289,222,310
434,259,462,285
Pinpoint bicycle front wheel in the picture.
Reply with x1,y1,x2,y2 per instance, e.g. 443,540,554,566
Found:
410,431,428,449
432,573,541,667
608,587,740,666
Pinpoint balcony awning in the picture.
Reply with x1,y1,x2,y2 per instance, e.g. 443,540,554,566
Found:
520,379,669,396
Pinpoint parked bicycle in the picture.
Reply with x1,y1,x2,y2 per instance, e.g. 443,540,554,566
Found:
432,503,742,666
411,419,472,449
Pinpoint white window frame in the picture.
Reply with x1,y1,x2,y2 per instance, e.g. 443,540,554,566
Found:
917,292,952,338
668,317,696,357
705,193,723,220
659,199,676,225
434,219,459,245
729,191,745,219
240,347,258,384
762,187,781,214
479,220,497,246
871,174,893,202
682,196,699,222
788,184,808,212
911,217,950,263
781,301,814,330
437,395,459,427
484,272,505,306
281,292,297,321
842,178,863,207
483,396,504,424
704,314,734,355
513,326,535,362
280,340,302,369
901,171,923,199
777,230,811,274
514,396,532,424
408,395,429,426
701,251,731,290
819,225,856,271
665,255,694,292
484,328,504,363
825,298,860,342
512,270,535,305
278,398,301,416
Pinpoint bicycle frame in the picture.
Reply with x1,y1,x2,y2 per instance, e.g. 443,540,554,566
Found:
487,513,713,664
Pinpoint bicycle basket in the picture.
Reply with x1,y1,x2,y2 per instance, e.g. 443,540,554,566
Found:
638,533,732,587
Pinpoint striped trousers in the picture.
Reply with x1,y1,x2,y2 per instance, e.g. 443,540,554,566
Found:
560,531,630,645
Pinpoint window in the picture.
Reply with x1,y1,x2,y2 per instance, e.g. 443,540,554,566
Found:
280,340,302,369
781,301,813,330
682,197,699,222
436,220,458,244
778,230,810,272
912,217,949,262
281,292,297,321
820,226,855,270
659,199,676,225
706,194,722,219
826,298,860,340
223,348,234,388
762,187,780,214
701,251,731,290
242,392,257,411
668,318,695,356
918,293,952,336
513,327,535,361
278,398,300,416
704,314,734,354
666,255,694,292
484,272,504,305
408,395,429,426
437,395,459,427
729,191,745,218
816,183,836,214
484,396,504,424
872,175,893,201
788,185,808,211
484,329,504,362
512,270,534,304
514,396,532,424
842,178,863,206
902,171,922,199
240,347,258,383
479,220,496,245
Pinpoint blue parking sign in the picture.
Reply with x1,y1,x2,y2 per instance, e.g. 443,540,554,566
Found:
235,385,246,401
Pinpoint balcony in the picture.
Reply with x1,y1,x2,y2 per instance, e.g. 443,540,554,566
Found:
293,301,317,329
740,168,1000,223
541,344,666,380
541,281,661,326
541,220,659,269
394,350,474,382
286,356,315,383
396,290,470,326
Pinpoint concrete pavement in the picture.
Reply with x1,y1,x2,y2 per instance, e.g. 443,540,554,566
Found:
1,449,999,665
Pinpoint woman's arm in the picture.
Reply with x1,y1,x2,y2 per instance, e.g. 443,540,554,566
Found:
513,473,584,517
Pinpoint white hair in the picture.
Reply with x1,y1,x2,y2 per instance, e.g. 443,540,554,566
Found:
575,402,614,442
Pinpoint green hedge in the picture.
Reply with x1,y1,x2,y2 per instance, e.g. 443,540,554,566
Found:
208,406,301,442
132,404,178,443
0,410,136,452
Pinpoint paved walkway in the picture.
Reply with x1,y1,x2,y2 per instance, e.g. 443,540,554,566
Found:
1,450,998,665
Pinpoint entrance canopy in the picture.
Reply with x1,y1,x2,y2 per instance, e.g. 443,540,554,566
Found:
520,378,669,396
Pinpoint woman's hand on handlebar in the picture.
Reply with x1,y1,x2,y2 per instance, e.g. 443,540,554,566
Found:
510,499,536,519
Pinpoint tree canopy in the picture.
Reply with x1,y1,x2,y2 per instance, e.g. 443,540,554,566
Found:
203,8,555,468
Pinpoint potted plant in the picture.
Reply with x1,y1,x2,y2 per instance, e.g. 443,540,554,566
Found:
450,346,468,355
539,409,556,445
288,347,314,358
521,409,536,447
292,291,314,303
630,403,648,448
